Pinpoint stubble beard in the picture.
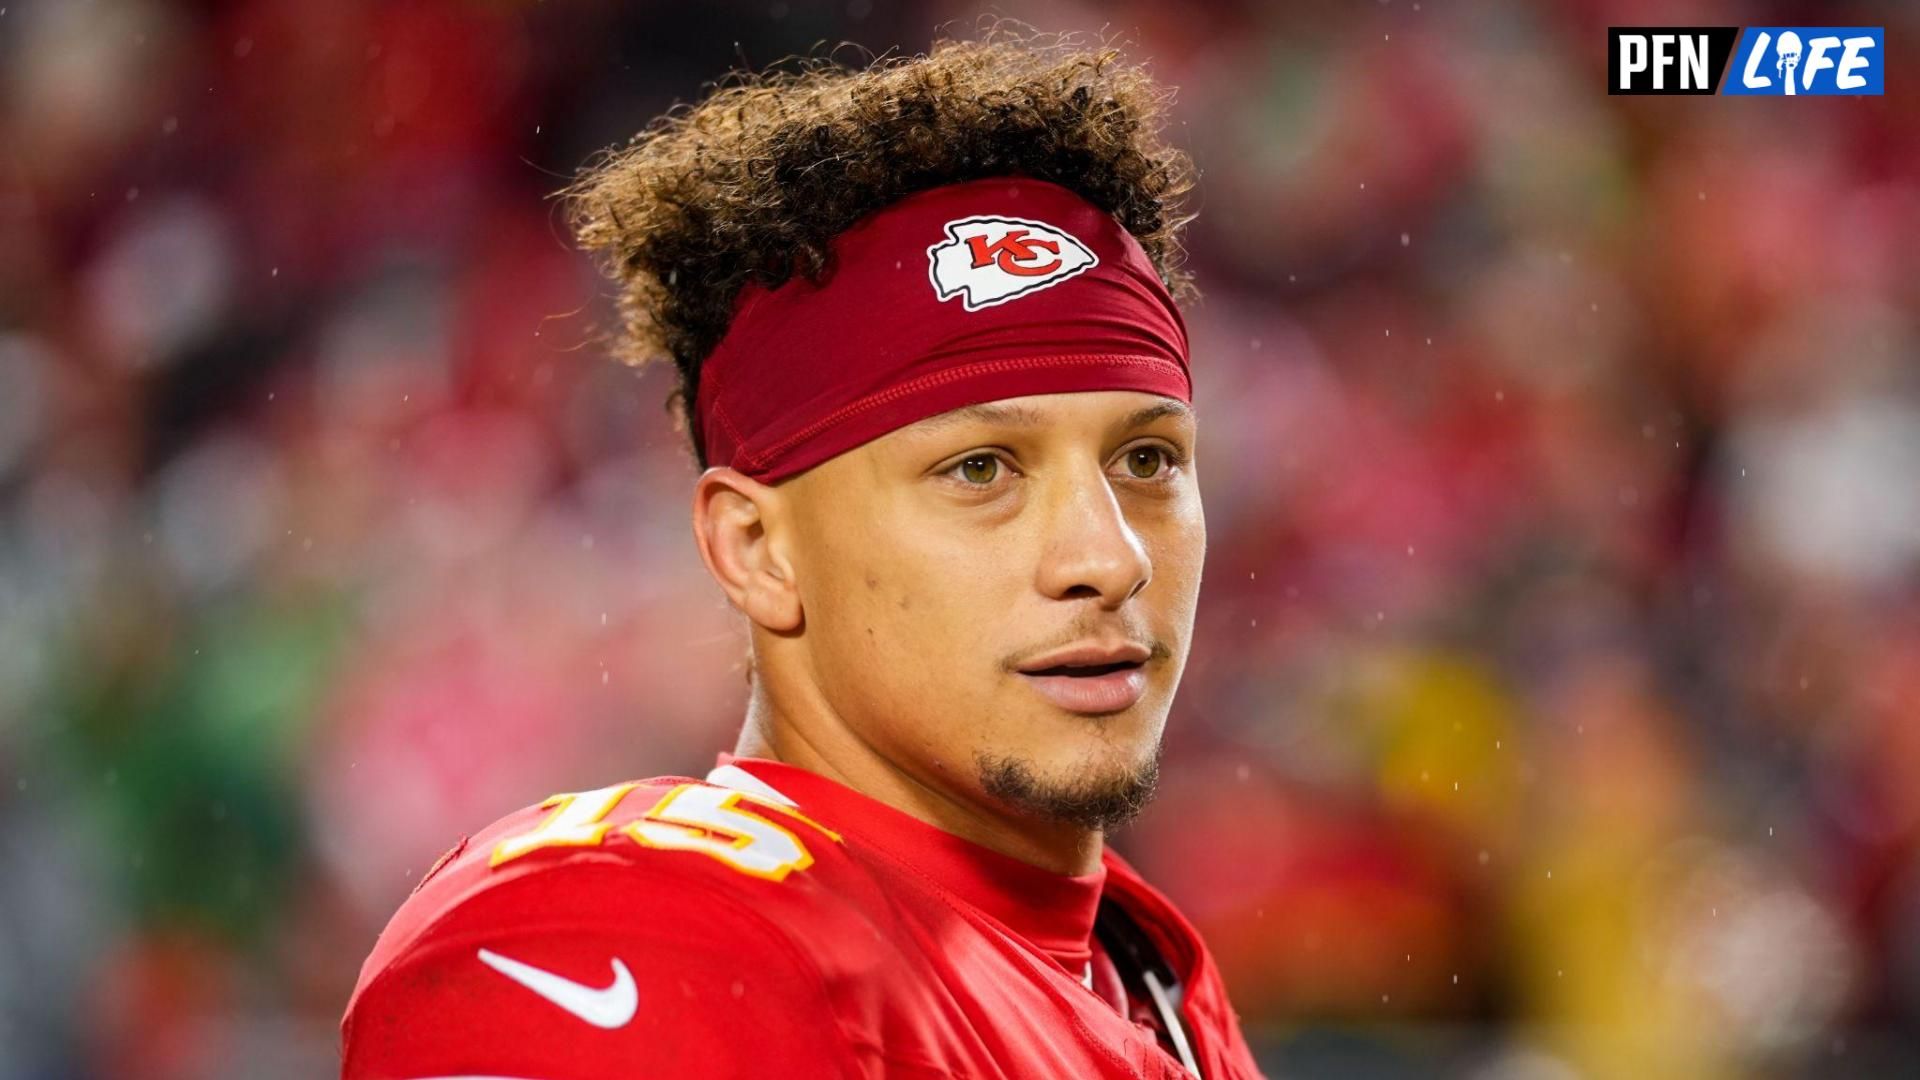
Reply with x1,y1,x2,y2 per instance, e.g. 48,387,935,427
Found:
974,739,1163,834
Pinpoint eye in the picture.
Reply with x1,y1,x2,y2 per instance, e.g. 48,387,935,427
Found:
1118,443,1187,481
946,452,1007,487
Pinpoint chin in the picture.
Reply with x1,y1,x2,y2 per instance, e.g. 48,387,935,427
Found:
974,736,1164,834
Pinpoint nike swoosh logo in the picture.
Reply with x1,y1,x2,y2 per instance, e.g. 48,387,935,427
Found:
476,947,638,1029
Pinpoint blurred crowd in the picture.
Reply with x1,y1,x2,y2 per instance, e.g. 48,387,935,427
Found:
0,1,1915,1077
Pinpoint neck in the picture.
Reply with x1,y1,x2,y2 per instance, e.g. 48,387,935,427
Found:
731,678,1105,877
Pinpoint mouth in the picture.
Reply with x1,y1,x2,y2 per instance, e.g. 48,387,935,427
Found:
1018,660,1148,715
1021,660,1139,678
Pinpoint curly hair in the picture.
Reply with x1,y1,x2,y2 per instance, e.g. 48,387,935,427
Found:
564,22,1199,467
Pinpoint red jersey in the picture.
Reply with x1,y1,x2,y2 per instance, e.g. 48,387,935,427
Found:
341,754,1265,1078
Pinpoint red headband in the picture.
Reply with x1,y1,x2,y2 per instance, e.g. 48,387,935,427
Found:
693,176,1191,483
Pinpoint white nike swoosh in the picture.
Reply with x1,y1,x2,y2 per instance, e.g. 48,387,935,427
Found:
476,947,638,1029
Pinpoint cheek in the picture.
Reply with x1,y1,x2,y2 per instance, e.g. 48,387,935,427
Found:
1145,496,1207,588
867,557,976,668
830,552,981,694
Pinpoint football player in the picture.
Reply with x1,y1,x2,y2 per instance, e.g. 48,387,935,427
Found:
343,27,1264,1079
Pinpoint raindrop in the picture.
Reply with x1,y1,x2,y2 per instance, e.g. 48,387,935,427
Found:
1400,232,1411,247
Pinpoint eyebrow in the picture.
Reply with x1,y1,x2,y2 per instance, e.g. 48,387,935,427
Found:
911,398,1194,435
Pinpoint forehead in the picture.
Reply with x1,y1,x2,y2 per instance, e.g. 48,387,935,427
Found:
901,393,1194,438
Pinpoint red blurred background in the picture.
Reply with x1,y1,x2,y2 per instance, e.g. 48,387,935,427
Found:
1,1,1916,1076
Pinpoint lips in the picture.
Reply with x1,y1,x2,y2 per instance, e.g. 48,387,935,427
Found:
1021,659,1138,678
1015,640,1153,675
1019,666,1148,714
1015,640,1152,714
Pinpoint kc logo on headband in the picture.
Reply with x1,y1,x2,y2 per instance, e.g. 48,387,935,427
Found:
928,215,1098,311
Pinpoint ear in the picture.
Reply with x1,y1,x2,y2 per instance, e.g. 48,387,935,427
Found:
690,467,803,632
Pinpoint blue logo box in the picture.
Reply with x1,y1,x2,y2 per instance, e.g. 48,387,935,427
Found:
1723,27,1884,95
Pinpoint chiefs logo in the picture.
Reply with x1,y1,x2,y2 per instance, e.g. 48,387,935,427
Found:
927,215,1098,311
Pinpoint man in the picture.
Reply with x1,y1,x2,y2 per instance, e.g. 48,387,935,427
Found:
342,29,1265,1079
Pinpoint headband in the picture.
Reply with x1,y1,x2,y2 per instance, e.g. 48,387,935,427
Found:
691,176,1192,484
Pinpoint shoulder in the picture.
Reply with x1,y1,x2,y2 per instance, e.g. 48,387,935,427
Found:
341,774,872,1078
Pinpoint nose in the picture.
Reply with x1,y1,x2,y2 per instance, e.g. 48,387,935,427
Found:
1033,458,1152,608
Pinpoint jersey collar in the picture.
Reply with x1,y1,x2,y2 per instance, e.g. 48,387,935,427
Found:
708,753,1106,975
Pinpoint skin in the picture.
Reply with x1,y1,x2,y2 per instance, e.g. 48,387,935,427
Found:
690,389,1206,876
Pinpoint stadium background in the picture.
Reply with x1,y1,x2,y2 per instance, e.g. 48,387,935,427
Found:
1,1,1916,1076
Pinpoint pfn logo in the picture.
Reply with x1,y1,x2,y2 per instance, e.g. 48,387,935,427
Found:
928,216,1098,311
1609,26,1883,95
1610,27,1740,94
1724,28,1883,96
